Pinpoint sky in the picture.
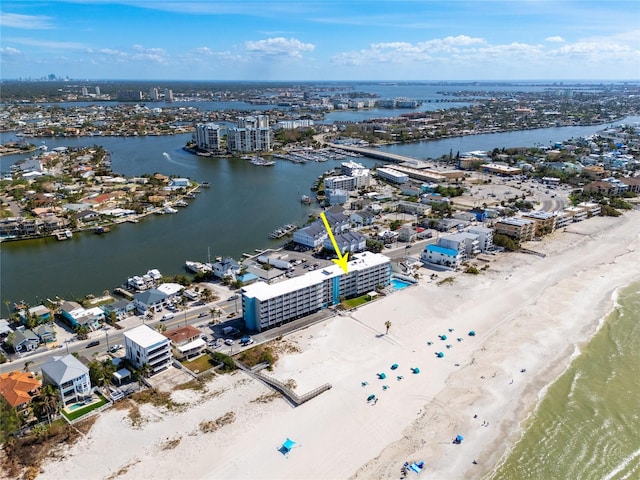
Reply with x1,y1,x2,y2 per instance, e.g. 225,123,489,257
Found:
1,0,639,81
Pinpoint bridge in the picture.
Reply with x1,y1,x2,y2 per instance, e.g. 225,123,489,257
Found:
329,142,422,165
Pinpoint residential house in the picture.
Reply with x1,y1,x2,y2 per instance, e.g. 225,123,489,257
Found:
350,210,376,227
101,299,135,321
212,257,241,280
0,370,41,411
322,231,366,254
124,325,173,375
468,226,494,252
397,227,418,243
19,305,51,325
438,232,481,260
163,325,205,360
40,354,92,407
133,289,168,315
0,319,13,339
421,245,463,269
34,324,56,344
60,301,103,330
293,222,327,249
12,329,40,353
620,176,640,193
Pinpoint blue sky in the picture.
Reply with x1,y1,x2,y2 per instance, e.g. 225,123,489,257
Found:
1,0,639,81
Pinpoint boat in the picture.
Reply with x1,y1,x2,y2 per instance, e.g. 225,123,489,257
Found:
300,195,312,204
174,199,189,207
268,223,297,239
250,156,275,166
65,229,73,238
94,226,110,234
200,181,210,188
185,261,212,275
163,205,178,214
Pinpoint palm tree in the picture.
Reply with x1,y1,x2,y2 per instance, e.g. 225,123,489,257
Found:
23,360,34,372
34,384,60,424
139,363,151,379
385,320,391,335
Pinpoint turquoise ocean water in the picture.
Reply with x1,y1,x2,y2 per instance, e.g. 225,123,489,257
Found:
488,281,640,480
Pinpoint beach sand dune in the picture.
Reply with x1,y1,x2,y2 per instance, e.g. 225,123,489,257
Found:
38,211,640,480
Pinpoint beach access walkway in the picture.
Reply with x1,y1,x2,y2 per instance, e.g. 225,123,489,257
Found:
235,360,332,407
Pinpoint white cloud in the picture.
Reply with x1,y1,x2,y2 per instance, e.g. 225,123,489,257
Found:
245,37,314,58
0,12,54,29
545,36,565,43
5,37,85,49
0,46,21,55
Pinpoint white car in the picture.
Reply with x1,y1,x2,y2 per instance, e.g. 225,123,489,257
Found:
109,344,122,353
224,339,234,346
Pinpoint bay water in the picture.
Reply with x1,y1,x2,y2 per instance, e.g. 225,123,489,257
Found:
488,281,640,480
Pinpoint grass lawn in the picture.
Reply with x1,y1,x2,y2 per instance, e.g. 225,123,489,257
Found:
61,393,108,421
342,294,373,309
181,354,214,373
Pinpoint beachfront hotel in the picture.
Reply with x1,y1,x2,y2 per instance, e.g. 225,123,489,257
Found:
241,252,391,332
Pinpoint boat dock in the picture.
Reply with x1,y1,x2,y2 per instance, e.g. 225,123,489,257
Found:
268,223,297,239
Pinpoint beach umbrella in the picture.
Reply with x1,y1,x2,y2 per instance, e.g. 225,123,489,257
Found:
411,367,420,374
439,334,447,341
456,435,464,443
377,372,386,379
436,352,444,358
367,394,376,402
468,331,476,336
391,363,399,370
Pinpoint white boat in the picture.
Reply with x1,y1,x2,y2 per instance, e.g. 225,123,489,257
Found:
185,261,212,274
64,229,73,238
163,205,178,214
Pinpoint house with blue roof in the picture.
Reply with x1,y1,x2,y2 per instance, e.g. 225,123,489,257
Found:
421,244,463,270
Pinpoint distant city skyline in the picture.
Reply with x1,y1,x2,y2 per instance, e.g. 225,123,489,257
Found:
1,1,639,81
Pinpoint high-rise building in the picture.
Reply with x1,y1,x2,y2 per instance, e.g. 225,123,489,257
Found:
164,88,174,102
227,115,272,153
150,88,159,101
194,123,223,152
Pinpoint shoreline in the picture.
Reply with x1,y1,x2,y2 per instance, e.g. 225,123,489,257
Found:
32,208,640,480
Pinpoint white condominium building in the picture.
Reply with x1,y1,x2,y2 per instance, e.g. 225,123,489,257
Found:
242,252,391,332
194,123,223,152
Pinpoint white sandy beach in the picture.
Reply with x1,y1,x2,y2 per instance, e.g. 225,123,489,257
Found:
36,209,640,480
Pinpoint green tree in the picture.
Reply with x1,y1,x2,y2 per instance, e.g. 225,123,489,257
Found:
75,325,90,340
33,384,60,424
0,396,23,443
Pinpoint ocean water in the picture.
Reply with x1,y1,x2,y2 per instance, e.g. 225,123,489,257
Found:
488,281,640,480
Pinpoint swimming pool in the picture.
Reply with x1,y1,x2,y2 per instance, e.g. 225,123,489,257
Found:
391,279,412,290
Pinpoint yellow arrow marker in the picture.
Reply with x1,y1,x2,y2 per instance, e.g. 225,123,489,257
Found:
320,212,349,274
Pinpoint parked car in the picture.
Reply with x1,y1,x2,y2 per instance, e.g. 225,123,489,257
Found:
161,313,175,321
109,344,122,353
227,294,239,301
240,337,254,346
198,312,208,318
224,338,234,346
86,340,100,348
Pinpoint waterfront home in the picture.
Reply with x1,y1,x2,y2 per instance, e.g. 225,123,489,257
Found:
167,177,190,189
156,283,184,303
468,226,494,252
60,301,104,330
132,289,168,315
421,244,463,270
41,355,92,407
327,188,349,205
19,304,51,324
0,370,41,411
163,325,205,360
212,257,241,280
101,299,135,321
11,329,40,353
293,223,328,249
34,324,56,344
123,325,173,375
438,232,481,260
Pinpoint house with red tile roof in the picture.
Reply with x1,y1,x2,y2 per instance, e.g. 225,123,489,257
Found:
0,370,41,410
